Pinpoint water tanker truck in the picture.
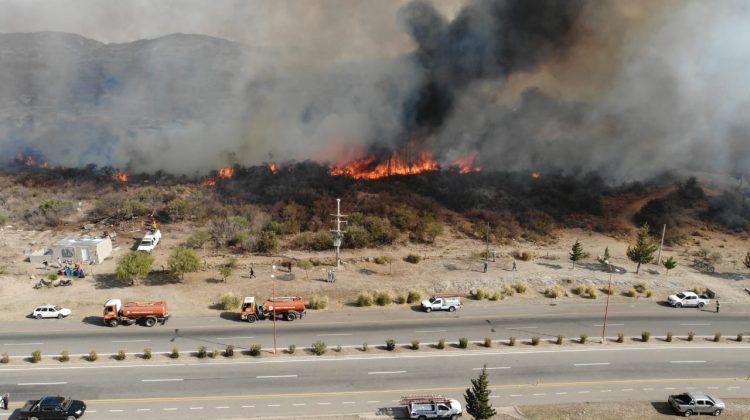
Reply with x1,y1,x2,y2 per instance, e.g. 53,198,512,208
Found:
103,299,169,327
240,296,306,322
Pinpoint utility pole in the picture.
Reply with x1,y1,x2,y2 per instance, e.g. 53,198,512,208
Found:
330,198,347,268
656,224,666,266
485,222,490,261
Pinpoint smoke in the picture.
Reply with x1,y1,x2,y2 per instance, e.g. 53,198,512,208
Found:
1,0,750,181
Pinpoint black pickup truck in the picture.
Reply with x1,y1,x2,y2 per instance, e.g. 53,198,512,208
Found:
17,396,86,420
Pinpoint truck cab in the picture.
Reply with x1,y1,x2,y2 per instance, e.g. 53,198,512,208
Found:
240,296,259,322
18,396,86,420
136,229,161,252
421,294,462,313
401,395,462,420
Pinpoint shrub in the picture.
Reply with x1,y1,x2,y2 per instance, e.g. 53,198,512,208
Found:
404,254,421,264
335,345,342,353
307,294,329,310
361,342,368,352
531,336,540,346
170,347,180,359
474,288,489,300
356,292,373,307
513,282,528,294
601,286,615,295
484,337,493,348
489,290,503,301
394,294,406,304
0,353,8,364
511,250,533,261
579,334,588,344
311,340,327,356
407,289,422,304
544,287,561,298
210,349,220,359
411,340,420,350
287,344,296,354
503,287,515,297
60,350,70,362
687,331,695,342
249,344,262,356
142,348,152,360
714,332,722,342
646,290,653,298
573,285,585,295
623,288,637,298
89,350,99,362
508,337,516,346
617,333,624,343
458,338,469,349
641,331,651,342
224,345,235,357
385,339,396,351
556,335,563,345
375,290,393,306
48,273,59,281
184,231,210,249
197,346,207,359
666,332,673,342
115,349,126,361
437,338,446,350
737,333,744,342
586,286,598,299
219,293,242,310
31,350,42,363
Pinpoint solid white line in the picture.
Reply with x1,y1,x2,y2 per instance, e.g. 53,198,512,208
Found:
670,360,706,364
415,329,448,333
316,333,353,336
473,366,510,370
18,382,67,386
256,374,298,379
368,370,406,375
4,342,43,346
215,336,254,340
141,378,184,382
574,362,610,366
680,323,710,326
112,339,151,343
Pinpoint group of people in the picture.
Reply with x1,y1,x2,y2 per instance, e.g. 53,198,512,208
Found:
57,260,85,278
326,269,336,283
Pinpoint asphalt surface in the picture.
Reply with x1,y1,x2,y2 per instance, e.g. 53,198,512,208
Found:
1,346,749,419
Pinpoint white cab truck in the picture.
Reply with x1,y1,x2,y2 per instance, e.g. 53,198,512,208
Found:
401,395,462,420
421,294,462,313
667,291,710,308
137,229,161,252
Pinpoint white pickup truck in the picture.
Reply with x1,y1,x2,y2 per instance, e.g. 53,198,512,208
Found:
667,291,710,308
421,294,462,313
137,229,161,252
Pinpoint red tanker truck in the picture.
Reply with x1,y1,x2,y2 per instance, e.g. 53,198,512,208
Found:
240,296,306,322
103,298,169,327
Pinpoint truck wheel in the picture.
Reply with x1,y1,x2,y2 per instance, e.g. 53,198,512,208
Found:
424,307,432,313
144,317,157,327
108,319,119,327
698,302,705,308
35,314,42,319
675,302,682,308
246,315,256,323
684,410,693,417
418,416,427,420
448,306,456,312
57,314,63,319
450,415,459,420
286,312,297,321
713,409,722,416
30,417,39,420
67,416,77,420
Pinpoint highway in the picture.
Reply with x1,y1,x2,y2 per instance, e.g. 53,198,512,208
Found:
1,302,746,358
1,345,749,419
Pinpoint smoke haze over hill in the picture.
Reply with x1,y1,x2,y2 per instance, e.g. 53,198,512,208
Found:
1,0,749,181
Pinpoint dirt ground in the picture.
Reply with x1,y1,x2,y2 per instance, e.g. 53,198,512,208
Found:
1,216,749,321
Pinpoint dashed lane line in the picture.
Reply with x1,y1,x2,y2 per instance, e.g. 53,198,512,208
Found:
574,363,610,366
256,374,298,379
18,382,67,386
163,408,177,411
368,370,406,375
136,409,151,412
215,336,254,340
141,378,184,382
112,339,151,343
216,406,229,409
3,342,43,346
473,366,510,370
189,407,203,410
242,405,255,408
670,360,706,363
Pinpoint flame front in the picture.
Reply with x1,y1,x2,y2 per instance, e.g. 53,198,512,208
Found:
269,162,278,174
330,150,439,180
531,172,541,179
450,152,481,174
112,171,129,182
218,167,234,179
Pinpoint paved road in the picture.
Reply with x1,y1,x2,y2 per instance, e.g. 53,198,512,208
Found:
1,302,746,358
1,346,749,419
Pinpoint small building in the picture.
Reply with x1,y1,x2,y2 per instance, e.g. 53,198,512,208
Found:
28,236,113,265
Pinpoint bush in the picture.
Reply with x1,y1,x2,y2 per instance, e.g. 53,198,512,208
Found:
511,250,533,261
579,334,588,344
641,331,651,342
484,337,493,348
210,349,220,359
474,288,489,300
31,350,42,363
503,287,515,297
335,345,342,353
89,350,99,362
287,344,296,355
437,338,446,350
714,332,722,342
508,337,516,346
311,340,327,356
142,348,152,360
115,349,126,361
530,336,540,346
623,288,638,298
737,333,744,342
556,335,563,345
489,290,504,301
404,254,421,264
586,286,598,299
48,273,59,281
60,350,70,362
0,353,8,364
407,289,422,304
385,339,396,351
184,231,210,249
513,282,527,294
394,294,406,304
411,340,420,350
249,344,262,357
307,294,329,310
356,292,373,307
361,342,368,352
224,345,235,357
666,332,673,342
197,346,207,359
375,290,393,306
601,286,615,295
544,287,561,298
219,293,242,310
458,338,469,349
687,331,695,341
573,285,585,295
170,347,180,359
645,290,653,298
617,333,624,343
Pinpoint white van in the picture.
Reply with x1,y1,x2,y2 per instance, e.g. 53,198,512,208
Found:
421,294,462,313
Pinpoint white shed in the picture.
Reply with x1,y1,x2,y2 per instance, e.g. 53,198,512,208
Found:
28,236,112,265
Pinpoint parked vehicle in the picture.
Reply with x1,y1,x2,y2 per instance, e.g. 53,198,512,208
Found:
240,296,306,322
103,299,169,327
421,294,462,313
668,392,725,416
32,304,71,319
667,291,711,308
18,396,86,420
400,395,462,420
136,229,161,252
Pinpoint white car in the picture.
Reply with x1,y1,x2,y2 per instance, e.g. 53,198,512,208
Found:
32,304,72,319
667,291,710,308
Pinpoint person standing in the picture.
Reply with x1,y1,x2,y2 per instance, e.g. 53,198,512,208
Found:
2,392,9,410
512,260,517,271
716,299,720,313
483,261,488,273
249,266,255,279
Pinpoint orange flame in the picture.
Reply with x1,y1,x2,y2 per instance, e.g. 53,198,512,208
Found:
269,162,279,174
218,167,234,179
39,161,48,169
330,150,439,179
450,152,482,174
531,172,541,179
112,171,129,183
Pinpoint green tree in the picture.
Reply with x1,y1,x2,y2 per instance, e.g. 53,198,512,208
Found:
297,259,313,280
115,251,154,286
626,224,659,274
380,255,396,274
597,246,611,265
168,247,200,280
218,258,236,283
464,365,497,420
743,252,750,270
569,239,584,268
662,256,677,276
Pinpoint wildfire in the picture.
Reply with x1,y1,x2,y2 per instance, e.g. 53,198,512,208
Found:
330,150,439,180
269,162,278,174
112,171,129,183
450,152,482,174
202,178,216,186
531,172,541,179
218,167,234,179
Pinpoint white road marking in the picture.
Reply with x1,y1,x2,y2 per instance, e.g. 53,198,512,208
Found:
594,324,623,327
317,402,332,405
112,339,151,343
256,374,297,379
680,323,710,326
18,382,67,386
708,386,719,390
88,411,96,413
578,391,590,394
242,405,255,408
415,329,448,333
268,404,280,407
4,342,43,346
510,394,523,397
141,378,184,382
473,366,510,370
109,409,124,412
574,363,610,366
316,333,353,336
367,401,381,403
643,388,654,391
163,408,177,411
189,407,203,410
368,370,406,375
670,360,706,364
215,336,254,340
664,387,676,390
508,326,538,329
136,409,151,411
600,390,612,393
216,406,229,409
293,403,307,406
728,386,740,390
556,392,568,395
532,393,545,396
343,402,356,404
622,389,633,392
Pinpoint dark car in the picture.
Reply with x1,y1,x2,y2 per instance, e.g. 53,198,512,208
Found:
18,396,86,420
